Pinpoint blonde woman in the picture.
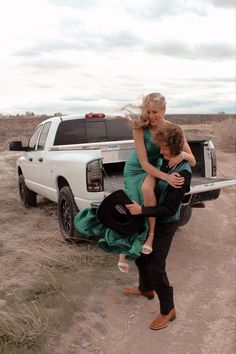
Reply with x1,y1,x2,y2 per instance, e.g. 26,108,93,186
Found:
118,93,196,272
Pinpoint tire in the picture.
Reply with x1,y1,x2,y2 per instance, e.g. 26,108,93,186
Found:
177,205,192,227
57,186,80,242
19,174,37,207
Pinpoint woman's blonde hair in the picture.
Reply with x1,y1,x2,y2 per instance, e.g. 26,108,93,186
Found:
122,92,167,129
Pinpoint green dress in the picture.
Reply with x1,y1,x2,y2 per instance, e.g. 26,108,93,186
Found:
123,128,161,204
74,128,161,260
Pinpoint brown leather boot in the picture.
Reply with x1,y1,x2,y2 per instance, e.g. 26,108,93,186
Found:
149,308,176,330
122,287,155,300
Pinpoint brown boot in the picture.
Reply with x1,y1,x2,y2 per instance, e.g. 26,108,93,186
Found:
149,308,176,330
122,288,155,300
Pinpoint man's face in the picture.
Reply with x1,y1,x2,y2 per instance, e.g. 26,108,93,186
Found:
159,143,172,160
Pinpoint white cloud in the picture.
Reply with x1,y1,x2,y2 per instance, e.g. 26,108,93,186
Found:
0,0,235,114
48,0,97,8
146,41,235,60
210,0,236,8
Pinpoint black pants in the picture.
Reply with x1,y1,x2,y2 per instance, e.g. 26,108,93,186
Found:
135,221,178,315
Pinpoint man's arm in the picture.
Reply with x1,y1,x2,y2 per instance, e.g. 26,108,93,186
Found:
126,170,191,217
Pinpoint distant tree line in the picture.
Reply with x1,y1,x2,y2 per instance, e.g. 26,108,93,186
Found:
0,112,63,119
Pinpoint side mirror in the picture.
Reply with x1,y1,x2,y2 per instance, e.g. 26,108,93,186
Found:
9,141,27,151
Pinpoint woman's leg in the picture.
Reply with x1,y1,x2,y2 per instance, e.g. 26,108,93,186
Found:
141,175,156,253
118,254,129,273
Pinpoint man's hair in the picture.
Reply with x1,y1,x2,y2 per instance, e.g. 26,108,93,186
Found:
155,122,184,156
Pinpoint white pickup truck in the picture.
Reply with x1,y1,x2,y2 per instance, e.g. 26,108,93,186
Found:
9,113,236,241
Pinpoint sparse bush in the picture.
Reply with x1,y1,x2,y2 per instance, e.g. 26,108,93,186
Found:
0,302,49,352
214,118,236,151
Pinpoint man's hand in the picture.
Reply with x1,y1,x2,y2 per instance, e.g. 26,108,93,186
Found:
125,201,142,215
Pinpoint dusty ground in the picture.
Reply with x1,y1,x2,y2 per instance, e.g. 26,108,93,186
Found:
47,151,236,354
0,122,236,353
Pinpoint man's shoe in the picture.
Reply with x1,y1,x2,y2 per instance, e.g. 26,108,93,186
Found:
122,287,155,300
149,308,176,330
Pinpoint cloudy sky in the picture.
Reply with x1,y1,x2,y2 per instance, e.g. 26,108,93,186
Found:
0,0,235,115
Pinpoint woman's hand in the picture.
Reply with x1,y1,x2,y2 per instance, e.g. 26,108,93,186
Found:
166,172,184,188
168,152,183,168
125,201,142,215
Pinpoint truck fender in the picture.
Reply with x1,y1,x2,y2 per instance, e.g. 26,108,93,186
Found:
18,174,37,208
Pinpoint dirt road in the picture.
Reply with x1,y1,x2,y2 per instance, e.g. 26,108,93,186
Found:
49,151,236,354
1,148,235,354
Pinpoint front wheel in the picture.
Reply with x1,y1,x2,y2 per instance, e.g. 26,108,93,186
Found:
58,186,80,242
19,174,37,207
177,205,192,227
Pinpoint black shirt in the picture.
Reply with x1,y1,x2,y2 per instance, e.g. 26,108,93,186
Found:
142,160,192,218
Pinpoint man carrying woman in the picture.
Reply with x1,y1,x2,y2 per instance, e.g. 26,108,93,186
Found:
124,121,192,330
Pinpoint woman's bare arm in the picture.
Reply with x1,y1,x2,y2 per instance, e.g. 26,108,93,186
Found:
168,134,196,168
182,137,196,166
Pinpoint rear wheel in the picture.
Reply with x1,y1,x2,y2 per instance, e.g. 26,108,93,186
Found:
58,186,80,242
177,205,192,227
19,174,37,207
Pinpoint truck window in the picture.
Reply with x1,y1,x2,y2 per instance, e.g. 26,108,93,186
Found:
106,118,132,141
54,119,87,145
28,125,43,151
86,120,107,142
37,122,51,150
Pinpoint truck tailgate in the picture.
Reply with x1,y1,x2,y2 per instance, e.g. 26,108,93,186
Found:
104,175,236,195
188,177,236,194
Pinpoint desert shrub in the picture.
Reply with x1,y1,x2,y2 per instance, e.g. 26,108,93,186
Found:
0,302,49,352
214,118,236,151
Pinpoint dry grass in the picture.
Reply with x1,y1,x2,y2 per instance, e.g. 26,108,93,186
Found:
182,118,236,152
0,303,50,352
0,151,116,353
213,118,236,151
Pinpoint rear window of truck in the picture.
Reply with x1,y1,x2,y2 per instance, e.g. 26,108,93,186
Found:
54,120,87,145
53,117,132,145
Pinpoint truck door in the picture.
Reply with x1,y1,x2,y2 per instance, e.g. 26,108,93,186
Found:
23,122,51,195
31,122,52,196
22,124,43,190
